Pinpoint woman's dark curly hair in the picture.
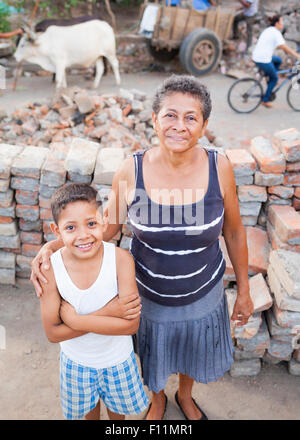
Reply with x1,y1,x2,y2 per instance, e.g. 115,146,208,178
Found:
152,74,212,122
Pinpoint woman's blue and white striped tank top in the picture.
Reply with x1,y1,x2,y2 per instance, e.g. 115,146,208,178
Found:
128,149,226,307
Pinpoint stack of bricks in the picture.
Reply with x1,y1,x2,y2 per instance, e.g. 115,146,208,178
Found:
223,127,300,376
266,249,300,375
0,85,300,377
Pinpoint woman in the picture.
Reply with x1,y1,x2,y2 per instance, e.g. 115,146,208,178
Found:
31,75,253,420
252,14,300,108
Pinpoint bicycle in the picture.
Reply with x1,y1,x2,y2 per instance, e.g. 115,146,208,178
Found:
227,60,300,113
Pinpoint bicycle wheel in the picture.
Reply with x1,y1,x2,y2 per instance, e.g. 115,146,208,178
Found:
227,78,263,113
287,83,300,111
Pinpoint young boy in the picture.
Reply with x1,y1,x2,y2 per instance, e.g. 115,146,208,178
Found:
38,183,148,420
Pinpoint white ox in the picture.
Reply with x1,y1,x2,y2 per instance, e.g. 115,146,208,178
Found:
14,20,121,89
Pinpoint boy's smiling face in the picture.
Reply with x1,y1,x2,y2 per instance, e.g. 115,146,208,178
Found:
51,200,106,260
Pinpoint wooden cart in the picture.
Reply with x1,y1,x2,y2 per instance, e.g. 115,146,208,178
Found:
142,1,234,75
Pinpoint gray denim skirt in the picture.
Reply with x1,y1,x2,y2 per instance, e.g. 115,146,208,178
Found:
136,278,234,393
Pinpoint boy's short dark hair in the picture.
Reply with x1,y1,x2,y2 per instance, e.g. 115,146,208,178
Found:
152,74,212,122
51,183,102,225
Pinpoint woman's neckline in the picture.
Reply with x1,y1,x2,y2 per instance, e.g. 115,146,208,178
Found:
140,148,211,207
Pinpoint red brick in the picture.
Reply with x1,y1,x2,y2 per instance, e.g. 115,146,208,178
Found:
39,196,52,209
40,207,53,220
250,136,285,174
293,197,300,211
0,216,13,224
286,161,300,172
268,205,300,245
273,128,300,162
16,205,39,221
268,186,294,199
22,243,43,257
246,226,270,275
283,173,300,186
20,231,43,245
266,221,300,253
295,188,300,198
225,149,257,177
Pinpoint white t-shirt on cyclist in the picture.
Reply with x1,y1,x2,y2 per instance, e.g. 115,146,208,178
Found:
252,26,285,63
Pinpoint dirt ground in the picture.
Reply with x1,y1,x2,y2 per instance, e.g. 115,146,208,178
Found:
1,282,300,421
0,64,300,421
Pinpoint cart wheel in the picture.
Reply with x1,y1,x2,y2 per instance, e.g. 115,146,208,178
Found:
179,28,222,76
146,40,178,63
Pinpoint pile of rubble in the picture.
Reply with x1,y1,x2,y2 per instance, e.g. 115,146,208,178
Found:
0,88,300,378
0,86,155,150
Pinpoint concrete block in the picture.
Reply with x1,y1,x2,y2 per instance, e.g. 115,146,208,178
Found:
229,359,261,377
238,185,267,203
266,221,300,254
0,221,17,236
0,203,15,218
273,128,300,162
272,302,300,328
0,144,24,179
268,265,300,312
40,151,66,188
0,251,15,269
93,148,125,185
246,226,270,275
11,146,49,179
0,179,10,192
249,273,273,312
65,137,99,176
234,175,254,185
239,201,262,217
16,205,39,221
268,205,300,245
0,234,20,249
67,172,92,183
0,268,15,285
288,358,300,375
236,315,270,351
15,190,39,206
269,249,300,298
267,338,294,359
225,149,256,177
268,186,294,199
19,219,42,232
241,215,258,226
233,347,265,360
254,171,284,186
250,136,286,173
0,189,14,208
11,177,39,192
265,308,300,337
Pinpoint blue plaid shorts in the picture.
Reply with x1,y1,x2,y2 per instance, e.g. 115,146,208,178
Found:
60,350,149,419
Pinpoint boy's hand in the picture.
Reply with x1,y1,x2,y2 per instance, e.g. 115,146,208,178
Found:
93,293,141,320
60,300,80,330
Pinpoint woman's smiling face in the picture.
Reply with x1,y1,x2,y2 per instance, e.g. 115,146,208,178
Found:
152,92,208,154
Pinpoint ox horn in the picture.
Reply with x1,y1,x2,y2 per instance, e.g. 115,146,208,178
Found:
23,25,37,41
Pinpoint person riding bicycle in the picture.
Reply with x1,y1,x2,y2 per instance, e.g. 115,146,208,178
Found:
252,14,300,108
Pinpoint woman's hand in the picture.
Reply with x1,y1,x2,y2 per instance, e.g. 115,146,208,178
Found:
93,294,141,320
60,300,81,330
30,239,63,297
231,291,254,327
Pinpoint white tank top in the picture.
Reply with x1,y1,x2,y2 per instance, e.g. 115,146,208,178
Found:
50,241,133,369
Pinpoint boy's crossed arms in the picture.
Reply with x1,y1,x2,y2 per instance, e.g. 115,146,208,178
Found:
39,248,142,343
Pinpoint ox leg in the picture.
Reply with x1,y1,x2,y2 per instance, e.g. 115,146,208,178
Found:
106,55,121,86
55,64,67,89
93,57,104,89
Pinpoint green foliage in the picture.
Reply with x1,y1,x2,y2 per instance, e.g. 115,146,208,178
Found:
0,3,11,33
